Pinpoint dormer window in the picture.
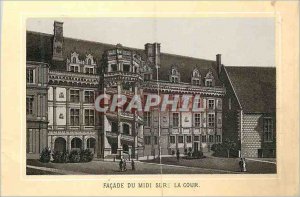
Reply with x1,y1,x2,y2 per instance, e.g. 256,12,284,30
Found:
72,57,76,64
70,65,79,72
191,68,201,86
169,66,180,83
88,59,92,65
205,71,215,87
85,67,94,74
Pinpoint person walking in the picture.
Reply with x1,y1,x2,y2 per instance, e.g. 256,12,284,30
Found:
131,160,135,171
119,158,123,172
242,158,247,172
176,149,180,161
123,158,127,171
239,158,243,172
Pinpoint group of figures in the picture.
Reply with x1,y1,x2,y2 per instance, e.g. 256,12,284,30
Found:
119,158,135,172
239,158,247,172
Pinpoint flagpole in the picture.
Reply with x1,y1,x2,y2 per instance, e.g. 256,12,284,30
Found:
156,63,161,164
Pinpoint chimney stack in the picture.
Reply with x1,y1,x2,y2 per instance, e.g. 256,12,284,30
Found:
145,43,161,68
216,54,222,75
52,21,64,61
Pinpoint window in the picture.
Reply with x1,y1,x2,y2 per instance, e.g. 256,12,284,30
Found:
171,77,178,83
70,109,80,126
194,136,199,141
84,90,94,103
85,67,94,74
201,135,207,142
172,113,179,127
26,69,34,83
111,122,118,133
84,109,94,126
153,136,158,145
170,136,176,144
194,113,201,127
123,64,130,72
111,64,117,72
144,74,151,81
26,96,34,114
123,124,130,135
186,135,192,143
72,57,76,63
70,66,79,72
208,114,215,127
71,138,82,149
192,79,200,85
70,89,80,102
216,135,221,143
206,80,213,87
144,136,151,145
208,99,215,109
229,98,232,110
209,135,214,143
144,112,151,127
178,136,184,143
264,118,273,142
88,59,92,65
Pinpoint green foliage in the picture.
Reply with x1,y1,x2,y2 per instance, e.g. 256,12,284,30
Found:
39,148,51,163
69,150,81,163
80,149,94,162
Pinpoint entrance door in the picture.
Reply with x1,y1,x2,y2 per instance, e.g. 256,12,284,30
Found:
111,143,118,154
194,142,199,152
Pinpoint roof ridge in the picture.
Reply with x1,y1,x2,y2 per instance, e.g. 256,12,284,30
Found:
26,30,215,62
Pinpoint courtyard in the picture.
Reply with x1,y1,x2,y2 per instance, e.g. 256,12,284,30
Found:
26,156,276,175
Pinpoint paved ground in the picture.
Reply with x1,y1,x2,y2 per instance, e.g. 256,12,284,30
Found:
26,156,276,175
143,157,276,174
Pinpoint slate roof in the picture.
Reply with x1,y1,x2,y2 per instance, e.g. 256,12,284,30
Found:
26,31,221,85
225,66,276,113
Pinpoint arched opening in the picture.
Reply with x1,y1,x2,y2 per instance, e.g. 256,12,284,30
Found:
123,124,130,135
87,138,96,152
88,58,92,65
54,137,66,152
71,137,82,149
72,57,76,64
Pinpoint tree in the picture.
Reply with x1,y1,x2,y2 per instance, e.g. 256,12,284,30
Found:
223,138,236,158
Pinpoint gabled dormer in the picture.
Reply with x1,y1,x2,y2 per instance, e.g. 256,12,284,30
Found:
205,70,215,87
191,67,201,85
169,65,180,83
84,54,96,74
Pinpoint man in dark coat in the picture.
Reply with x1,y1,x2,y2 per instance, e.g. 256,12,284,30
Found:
176,149,180,161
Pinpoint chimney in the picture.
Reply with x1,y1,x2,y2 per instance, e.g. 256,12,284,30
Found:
145,43,161,68
216,54,222,75
52,21,64,61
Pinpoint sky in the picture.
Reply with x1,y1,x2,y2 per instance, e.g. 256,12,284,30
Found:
27,18,275,67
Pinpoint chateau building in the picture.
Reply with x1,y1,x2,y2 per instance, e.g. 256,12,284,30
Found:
26,21,276,159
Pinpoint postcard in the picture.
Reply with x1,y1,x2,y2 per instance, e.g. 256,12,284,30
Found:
0,1,299,196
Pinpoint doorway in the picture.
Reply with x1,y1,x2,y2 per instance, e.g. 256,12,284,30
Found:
194,142,199,152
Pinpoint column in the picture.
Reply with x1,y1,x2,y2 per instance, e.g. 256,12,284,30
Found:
66,88,70,129
80,89,84,130
53,87,57,130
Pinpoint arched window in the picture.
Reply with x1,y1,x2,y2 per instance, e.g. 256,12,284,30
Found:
72,57,76,64
87,138,96,149
54,137,66,152
88,58,92,65
71,137,82,149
